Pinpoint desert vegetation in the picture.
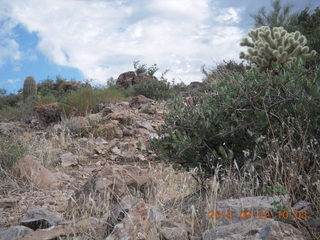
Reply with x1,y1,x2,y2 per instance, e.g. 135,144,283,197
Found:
0,1,319,239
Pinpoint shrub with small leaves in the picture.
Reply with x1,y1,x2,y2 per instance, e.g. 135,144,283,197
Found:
151,62,320,177
131,77,173,100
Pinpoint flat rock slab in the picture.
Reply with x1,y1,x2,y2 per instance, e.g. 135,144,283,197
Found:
60,152,79,167
0,226,33,240
21,206,62,230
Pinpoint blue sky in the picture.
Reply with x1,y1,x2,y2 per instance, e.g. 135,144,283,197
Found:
0,0,317,93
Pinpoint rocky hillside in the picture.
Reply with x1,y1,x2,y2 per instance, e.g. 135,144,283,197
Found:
0,93,318,240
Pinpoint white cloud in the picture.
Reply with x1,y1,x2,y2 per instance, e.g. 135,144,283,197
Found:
0,19,21,67
0,0,244,84
7,78,19,84
216,8,242,24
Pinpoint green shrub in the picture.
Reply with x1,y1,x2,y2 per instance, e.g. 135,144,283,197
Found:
131,78,173,100
59,86,127,116
151,62,320,177
0,94,22,109
202,60,247,84
0,136,26,170
59,87,99,116
133,61,158,76
0,106,21,121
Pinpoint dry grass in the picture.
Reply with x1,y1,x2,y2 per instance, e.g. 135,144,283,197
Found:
0,108,318,239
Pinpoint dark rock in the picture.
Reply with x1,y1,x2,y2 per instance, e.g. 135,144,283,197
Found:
116,71,136,88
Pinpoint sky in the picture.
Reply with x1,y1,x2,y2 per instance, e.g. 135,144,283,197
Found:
0,0,317,93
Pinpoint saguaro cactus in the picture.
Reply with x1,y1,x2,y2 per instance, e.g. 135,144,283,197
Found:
240,26,317,71
23,76,37,101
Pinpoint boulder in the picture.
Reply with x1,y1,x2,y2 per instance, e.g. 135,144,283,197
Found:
11,156,58,190
21,206,63,230
116,71,136,88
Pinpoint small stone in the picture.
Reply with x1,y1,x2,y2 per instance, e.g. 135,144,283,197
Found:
60,152,79,167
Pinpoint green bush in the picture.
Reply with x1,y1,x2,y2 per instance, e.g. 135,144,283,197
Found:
151,62,320,177
59,87,100,116
202,60,247,84
0,136,26,170
131,77,173,100
0,94,22,109
59,86,127,116
0,106,21,121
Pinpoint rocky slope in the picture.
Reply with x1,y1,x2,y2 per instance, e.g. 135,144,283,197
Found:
0,96,316,240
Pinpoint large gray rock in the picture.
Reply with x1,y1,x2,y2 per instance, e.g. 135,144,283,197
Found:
202,218,306,240
0,226,33,240
21,206,63,230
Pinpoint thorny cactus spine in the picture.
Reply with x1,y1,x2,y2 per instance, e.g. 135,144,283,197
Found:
23,76,37,101
240,26,317,71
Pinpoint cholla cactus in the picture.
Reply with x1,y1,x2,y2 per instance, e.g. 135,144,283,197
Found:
23,76,37,101
240,26,317,71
